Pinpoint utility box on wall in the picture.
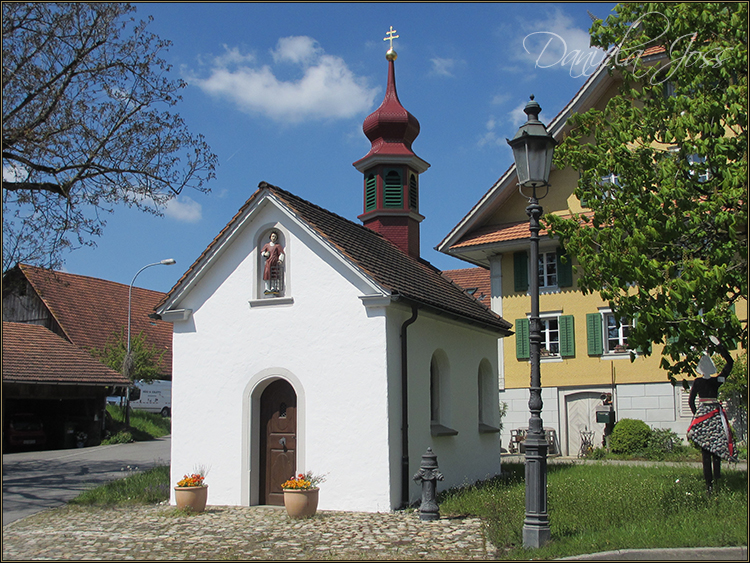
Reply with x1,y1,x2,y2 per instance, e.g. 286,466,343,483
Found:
595,405,615,424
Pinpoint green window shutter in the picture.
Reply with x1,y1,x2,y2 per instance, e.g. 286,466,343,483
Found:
586,313,603,356
559,315,575,357
365,174,377,211
728,303,738,350
515,318,530,360
633,313,651,356
514,251,529,292
557,251,573,288
409,173,418,211
384,170,403,208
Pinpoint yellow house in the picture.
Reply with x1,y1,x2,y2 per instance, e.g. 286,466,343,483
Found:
438,54,745,457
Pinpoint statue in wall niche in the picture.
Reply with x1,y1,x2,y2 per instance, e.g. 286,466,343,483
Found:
261,230,285,296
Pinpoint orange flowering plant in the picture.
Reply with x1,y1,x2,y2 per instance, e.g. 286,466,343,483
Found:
176,465,209,487
281,471,326,490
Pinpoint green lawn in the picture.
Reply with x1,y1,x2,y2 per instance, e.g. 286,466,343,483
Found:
439,461,748,559
102,404,171,444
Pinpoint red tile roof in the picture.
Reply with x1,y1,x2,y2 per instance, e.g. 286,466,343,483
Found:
3,322,130,386
449,212,594,251
442,268,491,307
11,264,172,376
161,183,512,335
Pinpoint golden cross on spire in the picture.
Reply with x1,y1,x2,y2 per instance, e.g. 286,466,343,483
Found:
383,26,399,51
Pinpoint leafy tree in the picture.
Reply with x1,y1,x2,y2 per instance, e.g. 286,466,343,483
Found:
90,329,166,384
715,351,748,410
2,3,217,271
547,2,747,379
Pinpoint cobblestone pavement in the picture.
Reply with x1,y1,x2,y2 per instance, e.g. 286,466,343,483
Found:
2,504,496,560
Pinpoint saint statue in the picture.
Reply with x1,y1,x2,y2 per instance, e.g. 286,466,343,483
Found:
261,230,285,295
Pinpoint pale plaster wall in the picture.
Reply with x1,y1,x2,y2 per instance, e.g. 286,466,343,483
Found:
396,309,503,503
500,381,691,457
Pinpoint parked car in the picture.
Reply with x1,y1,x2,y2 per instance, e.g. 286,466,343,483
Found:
4,413,46,450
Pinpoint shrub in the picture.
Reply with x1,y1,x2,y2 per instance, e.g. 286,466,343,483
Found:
610,418,651,454
102,430,133,445
643,427,681,460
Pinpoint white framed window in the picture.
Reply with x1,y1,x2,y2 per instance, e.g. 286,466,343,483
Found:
687,154,711,183
540,317,560,357
604,312,632,354
516,312,575,360
587,310,637,357
538,251,558,288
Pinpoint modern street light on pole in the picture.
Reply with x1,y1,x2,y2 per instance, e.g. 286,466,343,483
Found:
124,259,176,427
507,96,557,549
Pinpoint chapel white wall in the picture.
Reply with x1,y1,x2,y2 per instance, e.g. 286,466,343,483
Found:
168,203,392,512
391,310,503,505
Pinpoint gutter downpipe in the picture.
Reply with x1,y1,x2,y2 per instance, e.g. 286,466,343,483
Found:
400,303,419,508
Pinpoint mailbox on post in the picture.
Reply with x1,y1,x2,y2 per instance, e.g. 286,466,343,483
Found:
595,405,615,424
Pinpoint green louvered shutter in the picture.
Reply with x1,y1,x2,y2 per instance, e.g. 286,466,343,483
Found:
365,174,377,211
586,313,603,356
728,303,738,350
514,251,528,292
559,315,575,357
557,251,573,288
515,318,530,360
634,313,652,356
409,173,418,211
384,169,403,208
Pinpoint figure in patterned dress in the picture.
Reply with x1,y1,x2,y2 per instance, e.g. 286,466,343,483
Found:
687,336,736,493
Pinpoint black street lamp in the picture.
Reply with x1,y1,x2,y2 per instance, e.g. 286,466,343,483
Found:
507,96,556,549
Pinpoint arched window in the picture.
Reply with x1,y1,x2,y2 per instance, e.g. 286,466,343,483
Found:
430,350,457,436
478,359,499,433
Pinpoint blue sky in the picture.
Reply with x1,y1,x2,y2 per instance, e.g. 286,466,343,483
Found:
60,2,617,293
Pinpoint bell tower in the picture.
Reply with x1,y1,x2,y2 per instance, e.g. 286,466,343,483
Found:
353,27,430,259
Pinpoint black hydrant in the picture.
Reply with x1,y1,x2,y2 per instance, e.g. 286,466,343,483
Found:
413,447,444,521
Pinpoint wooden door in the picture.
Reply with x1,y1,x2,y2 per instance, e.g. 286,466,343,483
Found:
259,379,297,505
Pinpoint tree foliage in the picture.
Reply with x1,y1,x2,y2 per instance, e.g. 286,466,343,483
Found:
2,2,217,271
90,329,166,383
547,2,747,379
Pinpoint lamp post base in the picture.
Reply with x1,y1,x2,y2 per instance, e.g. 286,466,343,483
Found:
523,523,551,549
523,432,550,548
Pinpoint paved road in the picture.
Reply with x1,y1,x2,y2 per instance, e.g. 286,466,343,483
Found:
2,436,170,526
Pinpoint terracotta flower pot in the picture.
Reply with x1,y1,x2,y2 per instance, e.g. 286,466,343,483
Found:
283,488,319,518
174,486,208,513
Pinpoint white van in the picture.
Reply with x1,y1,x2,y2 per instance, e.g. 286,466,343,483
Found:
130,379,172,417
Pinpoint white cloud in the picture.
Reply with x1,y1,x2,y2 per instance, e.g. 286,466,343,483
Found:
429,57,458,77
272,36,321,65
164,196,202,223
192,36,378,123
508,99,530,128
3,163,28,183
214,45,256,67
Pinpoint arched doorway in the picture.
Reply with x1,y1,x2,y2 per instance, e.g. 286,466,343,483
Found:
259,379,297,505
565,391,603,456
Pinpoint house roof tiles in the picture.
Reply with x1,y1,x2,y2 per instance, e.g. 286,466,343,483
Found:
11,264,172,376
2,321,130,386
442,268,491,307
